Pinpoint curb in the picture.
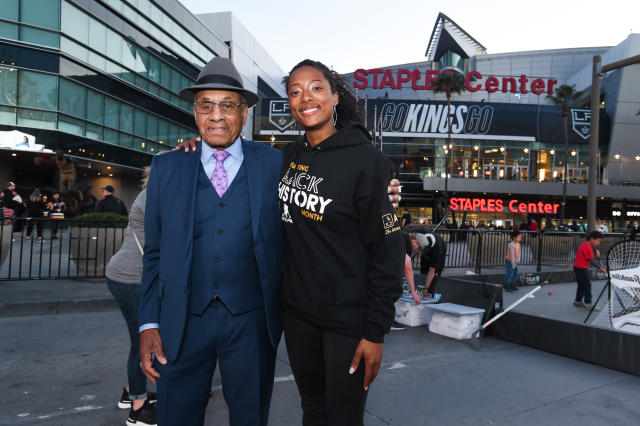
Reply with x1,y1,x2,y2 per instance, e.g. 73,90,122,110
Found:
0,298,118,317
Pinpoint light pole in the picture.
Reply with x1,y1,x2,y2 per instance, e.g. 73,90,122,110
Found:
588,54,640,231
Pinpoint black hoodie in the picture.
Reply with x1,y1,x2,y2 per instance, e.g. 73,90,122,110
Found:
278,120,404,343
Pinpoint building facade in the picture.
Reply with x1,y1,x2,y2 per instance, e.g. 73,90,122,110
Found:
256,13,640,230
0,0,284,208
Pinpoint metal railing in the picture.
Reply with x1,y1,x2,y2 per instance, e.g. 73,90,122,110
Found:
0,218,127,280
410,229,627,274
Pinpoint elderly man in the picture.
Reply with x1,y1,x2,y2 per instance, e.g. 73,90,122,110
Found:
138,57,284,426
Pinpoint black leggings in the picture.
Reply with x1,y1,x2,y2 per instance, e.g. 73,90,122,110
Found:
283,313,368,426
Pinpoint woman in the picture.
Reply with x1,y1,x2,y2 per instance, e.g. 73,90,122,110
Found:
105,169,157,426
279,59,404,425
25,189,45,241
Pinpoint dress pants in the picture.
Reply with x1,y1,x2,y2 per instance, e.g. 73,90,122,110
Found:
156,300,276,426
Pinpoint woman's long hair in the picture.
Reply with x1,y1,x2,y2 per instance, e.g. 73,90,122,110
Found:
282,59,361,126
29,189,41,203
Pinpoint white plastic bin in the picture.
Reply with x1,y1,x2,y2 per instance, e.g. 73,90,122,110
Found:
394,295,439,327
425,303,485,340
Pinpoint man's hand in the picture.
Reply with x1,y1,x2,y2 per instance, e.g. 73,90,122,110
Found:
411,291,422,305
600,267,607,275
140,328,167,384
173,137,199,152
388,179,401,208
349,338,383,391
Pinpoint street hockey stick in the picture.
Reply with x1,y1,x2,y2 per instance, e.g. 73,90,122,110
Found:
432,212,449,232
469,285,541,350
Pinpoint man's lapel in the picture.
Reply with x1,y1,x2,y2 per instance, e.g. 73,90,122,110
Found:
183,142,202,260
242,139,263,241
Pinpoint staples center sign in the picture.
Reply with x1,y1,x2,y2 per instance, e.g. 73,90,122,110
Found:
353,69,558,95
450,198,560,214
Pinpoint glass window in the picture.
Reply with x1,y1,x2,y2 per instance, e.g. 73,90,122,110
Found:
170,69,180,93
122,39,137,71
89,19,107,53
61,1,88,44
120,103,133,134
87,90,104,124
60,37,88,62
18,70,58,110
88,51,106,71
123,4,137,24
169,123,179,145
0,105,16,125
18,108,56,129
120,132,133,148
104,97,119,129
103,0,123,14
21,26,60,47
104,127,118,144
134,109,146,137
58,114,85,136
1,0,19,21
160,64,170,88
146,114,158,141
59,79,87,118
136,47,149,76
135,74,148,91
148,82,159,96
0,66,18,105
106,30,122,64
158,119,169,143
86,123,102,141
0,21,19,40
21,0,61,30
147,55,160,83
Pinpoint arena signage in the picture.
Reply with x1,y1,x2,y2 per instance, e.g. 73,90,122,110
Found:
255,98,610,145
352,69,558,95
449,197,560,214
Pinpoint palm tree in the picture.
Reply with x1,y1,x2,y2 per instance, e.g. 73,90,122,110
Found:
433,71,465,203
547,84,583,225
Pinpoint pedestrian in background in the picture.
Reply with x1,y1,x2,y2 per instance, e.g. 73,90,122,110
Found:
47,191,65,239
25,189,45,242
105,169,156,426
95,185,128,216
504,230,522,292
573,231,607,311
1,181,19,223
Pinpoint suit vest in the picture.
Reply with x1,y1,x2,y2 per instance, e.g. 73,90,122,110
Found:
188,161,262,315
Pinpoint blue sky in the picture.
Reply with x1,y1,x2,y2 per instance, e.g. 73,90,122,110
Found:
180,0,640,73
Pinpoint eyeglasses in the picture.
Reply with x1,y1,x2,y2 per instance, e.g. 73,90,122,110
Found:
194,100,244,115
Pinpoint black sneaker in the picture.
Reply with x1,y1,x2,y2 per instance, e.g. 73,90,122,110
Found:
119,388,157,409
391,321,406,331
126,399,157,426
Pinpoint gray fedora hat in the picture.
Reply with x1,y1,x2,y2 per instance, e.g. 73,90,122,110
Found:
179,57,259,107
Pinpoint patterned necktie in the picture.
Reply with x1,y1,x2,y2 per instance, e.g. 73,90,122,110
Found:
210,150,231,197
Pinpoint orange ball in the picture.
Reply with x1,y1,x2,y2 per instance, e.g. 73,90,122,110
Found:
548,291,553,295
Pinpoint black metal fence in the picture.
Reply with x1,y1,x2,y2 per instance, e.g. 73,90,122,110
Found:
0,218,629,280
0,218,127,280
411,229,627,274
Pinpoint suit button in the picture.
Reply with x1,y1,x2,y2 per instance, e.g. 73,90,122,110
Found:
214,257,221,262
219,202,225,207
217,229,224,234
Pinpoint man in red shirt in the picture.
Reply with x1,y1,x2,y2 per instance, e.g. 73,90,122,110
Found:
573,231,607,311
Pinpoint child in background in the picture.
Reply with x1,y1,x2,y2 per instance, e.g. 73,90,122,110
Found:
505,230,522,292
573,231,607,311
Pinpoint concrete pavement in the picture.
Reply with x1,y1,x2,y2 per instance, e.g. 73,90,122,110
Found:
1,310,639,425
